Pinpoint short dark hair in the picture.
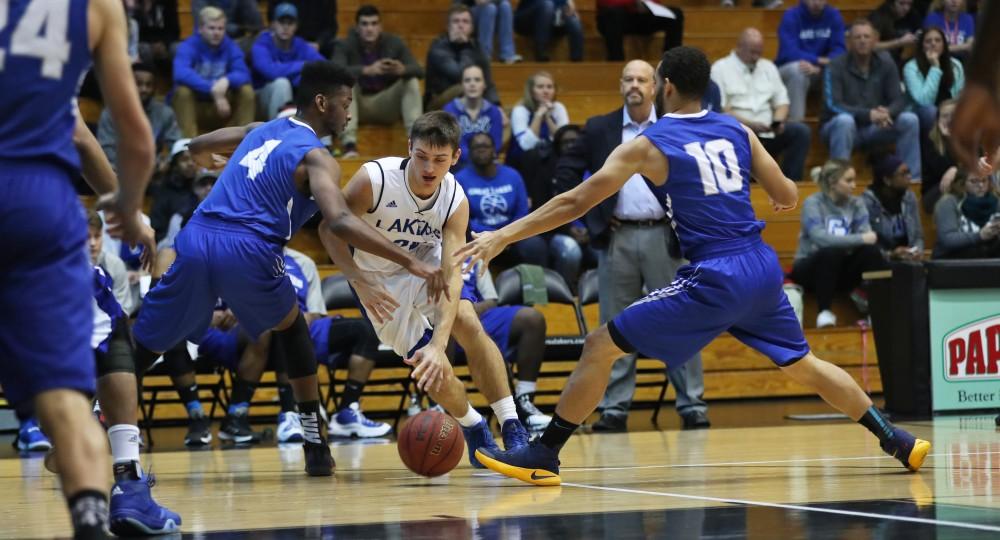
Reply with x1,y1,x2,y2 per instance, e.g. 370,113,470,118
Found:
447,4,471,21
410,111,461,152
849,17,875,33
295,61,356,109
657,46,710,100
355,4,379,23
132,62,155,76
87,209,103,230
469,131,494,148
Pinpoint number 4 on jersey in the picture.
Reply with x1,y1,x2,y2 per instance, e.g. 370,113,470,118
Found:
684,139,743,196
240,139,282,180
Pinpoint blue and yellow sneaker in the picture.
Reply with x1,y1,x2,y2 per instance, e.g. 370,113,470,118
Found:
501,419,529,451
476,441,562,486
461,419,501,469
15,418,52,452
110,472,181,535
881,427,931,472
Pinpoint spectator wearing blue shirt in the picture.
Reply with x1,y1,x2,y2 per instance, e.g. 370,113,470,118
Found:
251,3,324,119
775,0,847,121
924,0,976,59
173,7,255,137
443,65,504,171
456,133,547,268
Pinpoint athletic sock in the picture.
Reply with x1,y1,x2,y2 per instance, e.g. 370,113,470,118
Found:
277,383,297,413
298,400,325,444
67,490,109,540
456,404,484,428
178,384,203,418
228,377,257,415
539,413,579,452
108,424,142,482
858,405,895,445
490,396,519,424
339,379,365,410
515,380,537,398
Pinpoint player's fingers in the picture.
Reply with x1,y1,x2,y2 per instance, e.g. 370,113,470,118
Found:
378,292,400,311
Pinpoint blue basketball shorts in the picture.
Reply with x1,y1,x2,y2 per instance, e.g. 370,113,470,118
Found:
0,168,95,406
133,218,297,353
196,326,242,371
608,240,810,369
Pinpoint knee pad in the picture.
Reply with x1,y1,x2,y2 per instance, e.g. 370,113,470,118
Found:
96,320,136,377
277,312,318,379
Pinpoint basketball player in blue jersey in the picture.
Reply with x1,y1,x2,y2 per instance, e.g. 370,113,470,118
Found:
457,47,931,486
0,0,157,537
130,61,446,477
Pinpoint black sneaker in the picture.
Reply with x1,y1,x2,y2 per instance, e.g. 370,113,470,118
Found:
590,413,627,433
184,416,212,448
304,442,334,476
681,410,711,430
218,412,257,444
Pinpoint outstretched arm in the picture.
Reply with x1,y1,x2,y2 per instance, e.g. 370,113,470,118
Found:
188,122,264,169
745,125,798,210
454,137,652,270
307,150,448,300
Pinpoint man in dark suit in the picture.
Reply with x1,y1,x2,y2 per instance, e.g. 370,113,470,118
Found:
553,60,710,432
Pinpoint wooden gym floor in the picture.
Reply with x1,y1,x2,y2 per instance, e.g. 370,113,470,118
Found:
2,400,999,539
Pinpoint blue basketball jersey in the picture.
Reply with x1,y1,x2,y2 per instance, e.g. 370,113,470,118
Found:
92,265,125,352
640,111,765,261
0,0,92,176
196,117,325,244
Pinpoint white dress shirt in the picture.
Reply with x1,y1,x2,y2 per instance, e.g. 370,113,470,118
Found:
710,51,790,129
613,106,666,220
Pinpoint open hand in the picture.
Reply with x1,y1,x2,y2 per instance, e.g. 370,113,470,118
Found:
404,345,451,393
351,276,399,324
453,230,506,276
95,193,156,272
407,260,449,304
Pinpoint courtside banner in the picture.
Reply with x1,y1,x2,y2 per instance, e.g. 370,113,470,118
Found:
929,289,1000,411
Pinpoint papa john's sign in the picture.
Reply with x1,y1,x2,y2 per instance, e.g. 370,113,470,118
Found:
930,289,1000,411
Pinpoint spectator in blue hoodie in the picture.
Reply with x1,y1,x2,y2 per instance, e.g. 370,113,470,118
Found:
776,0,847,122
456,132,547,268
443,65,504,171
173,6,255,137
250,3,324,119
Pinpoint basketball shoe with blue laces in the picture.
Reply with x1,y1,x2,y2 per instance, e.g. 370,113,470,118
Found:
461,419,501,469
329,403,392,438
501,419,529,451
476,440,562,486
881,427,931,472
109,472,181,535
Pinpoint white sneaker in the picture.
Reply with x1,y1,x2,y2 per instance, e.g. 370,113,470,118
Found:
276,411,304,443
816,309,837,328
516,393,552,430
329,403,392,438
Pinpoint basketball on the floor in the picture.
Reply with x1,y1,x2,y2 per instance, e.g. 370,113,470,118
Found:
397,410,465,477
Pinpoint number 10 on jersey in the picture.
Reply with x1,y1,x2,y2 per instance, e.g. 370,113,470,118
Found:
684,139,743,196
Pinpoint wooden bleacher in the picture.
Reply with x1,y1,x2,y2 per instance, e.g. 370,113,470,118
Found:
116,0,901,424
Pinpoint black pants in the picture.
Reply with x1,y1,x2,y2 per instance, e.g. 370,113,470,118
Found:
596,6,684,61
789,245,888,311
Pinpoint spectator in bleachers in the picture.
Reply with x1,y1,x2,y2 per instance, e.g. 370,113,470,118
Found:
932,170,1000,258
596,0,685,62
923,0,976,59
870,0,922,68
443,65,504,171
334,4,424,158
267,0,338,57
921,99,959,211
508,71,570,170
135,0,180,68
457,0,521,64
250,3,324,120
97,62,181,177
790,160,887,328
426,5,500,110
514,0,584,62
150,139,197,242
712,28,811,181
456,132,547,268
862,153,925,259
903,27,965,136
192,0,262,40
820,19,922,182
173,7,255,137
88,211,136,316
157,170,218,250
776,0,847,122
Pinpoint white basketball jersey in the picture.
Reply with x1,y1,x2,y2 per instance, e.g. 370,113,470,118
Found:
353,157,466,275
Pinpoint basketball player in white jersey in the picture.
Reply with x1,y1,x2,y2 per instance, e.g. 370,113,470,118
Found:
320,111,528,466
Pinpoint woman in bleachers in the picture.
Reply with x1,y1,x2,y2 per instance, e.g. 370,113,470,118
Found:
920,99,959,212
923,0,976,59
789,160,888,328
862,153,925,260
442,64,504,172
507,71,569,171
932,170,1000,258
903,27,964,136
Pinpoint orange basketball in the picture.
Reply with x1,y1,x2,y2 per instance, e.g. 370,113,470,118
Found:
397,410,465,477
